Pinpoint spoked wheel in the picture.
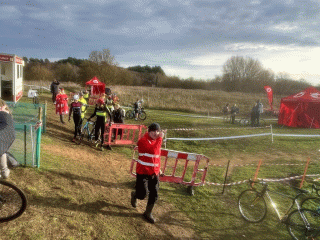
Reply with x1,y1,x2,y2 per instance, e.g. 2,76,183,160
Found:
138,111,147,120
286,209,320,240
238,189,267,223
239,118,250,126
0,181,27,222
301,197,320,213
126,110,134,119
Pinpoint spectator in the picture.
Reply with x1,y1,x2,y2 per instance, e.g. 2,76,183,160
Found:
111,104,125,140
256,100,264,126
230,104,239,124
50,79,60,104
222,103,230,115
0,99,15,179
56,88,69,124
134,99,142,121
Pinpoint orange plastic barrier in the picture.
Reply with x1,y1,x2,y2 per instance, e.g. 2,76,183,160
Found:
130,147,210,195
103,124,147,146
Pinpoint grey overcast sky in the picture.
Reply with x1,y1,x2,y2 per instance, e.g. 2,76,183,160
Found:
1,0,320,85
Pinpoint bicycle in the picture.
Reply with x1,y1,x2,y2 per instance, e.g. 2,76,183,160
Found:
238,179,320,240
239,117,266,127
299,181,320,213
125,107,147,120
0,180,27,222
76,118,96,145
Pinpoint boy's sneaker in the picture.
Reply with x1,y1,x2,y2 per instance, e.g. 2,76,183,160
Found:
72,138,76,142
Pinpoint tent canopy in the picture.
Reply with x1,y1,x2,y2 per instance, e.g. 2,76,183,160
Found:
278,87,320,128
85,76,105,95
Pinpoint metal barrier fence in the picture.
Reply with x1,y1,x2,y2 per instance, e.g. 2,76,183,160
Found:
7,101,47,133
9,122,42,168
6,101,44,168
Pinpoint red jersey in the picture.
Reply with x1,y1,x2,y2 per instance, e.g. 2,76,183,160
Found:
56,93,69,115
136,132,163,175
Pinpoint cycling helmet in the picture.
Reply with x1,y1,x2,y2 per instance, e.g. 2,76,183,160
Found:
73,94,79,100
97,98,105,105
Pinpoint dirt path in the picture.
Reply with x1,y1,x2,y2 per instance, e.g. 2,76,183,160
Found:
41,100,200,239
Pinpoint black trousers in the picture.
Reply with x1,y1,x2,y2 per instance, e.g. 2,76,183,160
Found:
95,118,105,144
52,92,57,103
73,114,82,138
135,174,159,205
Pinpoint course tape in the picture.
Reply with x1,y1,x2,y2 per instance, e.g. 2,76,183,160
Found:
205,174,320,186
166,133,271,141
209,163,306,167
167,126,270,131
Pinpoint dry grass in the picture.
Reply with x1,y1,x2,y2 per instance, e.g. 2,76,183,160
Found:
111,85,283,115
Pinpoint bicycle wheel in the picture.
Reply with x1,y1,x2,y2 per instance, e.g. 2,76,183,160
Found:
301,197,320,213
0,181,27,222
238,189,267,223
287,209,320,240
126,110,134,119
239,118,250,126
138,111,147,120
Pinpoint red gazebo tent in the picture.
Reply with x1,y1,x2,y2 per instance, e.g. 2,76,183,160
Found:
278,87,320,128
85,76,105,96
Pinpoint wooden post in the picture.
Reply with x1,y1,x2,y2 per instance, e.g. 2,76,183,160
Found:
252,159,263,186
300,157,311,189
222,160,231,194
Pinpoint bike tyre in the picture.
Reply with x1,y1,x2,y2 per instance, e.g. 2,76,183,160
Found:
138,111,147,120
126,110,134,119
0,180,27,222
238,189,267,223
239,118,250,126
301,197,320,213
286,209,320,240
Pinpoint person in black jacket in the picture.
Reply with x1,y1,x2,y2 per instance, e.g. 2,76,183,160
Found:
0,99,15,179
50,79,60,103
111,104,125,140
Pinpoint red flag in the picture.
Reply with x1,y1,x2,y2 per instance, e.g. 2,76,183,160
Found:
264,86,273,110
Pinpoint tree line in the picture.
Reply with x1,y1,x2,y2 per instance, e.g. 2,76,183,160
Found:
23,50,314,95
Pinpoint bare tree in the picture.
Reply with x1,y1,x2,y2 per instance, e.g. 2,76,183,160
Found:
222,56,274,92
89,49,117,65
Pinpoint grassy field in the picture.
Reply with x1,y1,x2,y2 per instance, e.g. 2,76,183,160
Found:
2,83,320,239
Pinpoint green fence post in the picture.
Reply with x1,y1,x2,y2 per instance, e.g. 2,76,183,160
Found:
43,101,47,133
24,124,27,166
35,125,41,168
35,107,42,168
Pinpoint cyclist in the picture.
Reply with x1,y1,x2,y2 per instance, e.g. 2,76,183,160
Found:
105,94,114,113
0,99,15,179
69,95,82,142
88,98,112,151
78,92,88,126
134,99,142,121
83,89,90,103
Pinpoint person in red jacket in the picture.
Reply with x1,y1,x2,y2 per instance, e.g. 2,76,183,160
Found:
55,88,69,124
131,122,166,224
